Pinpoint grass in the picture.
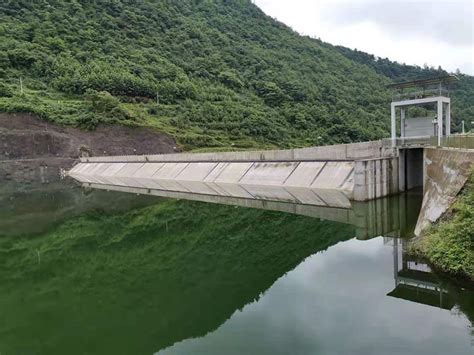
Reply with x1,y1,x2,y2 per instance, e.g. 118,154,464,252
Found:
410,170,474,280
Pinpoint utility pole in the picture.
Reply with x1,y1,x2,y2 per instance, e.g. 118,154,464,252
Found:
156,92,160,105
19,77,23,95
462,120,465,134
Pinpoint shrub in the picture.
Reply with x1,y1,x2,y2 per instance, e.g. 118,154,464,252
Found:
0,82,13,97
77,112,100,130
85,89,120,112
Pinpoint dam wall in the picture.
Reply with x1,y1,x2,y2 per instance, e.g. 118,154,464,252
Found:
415,147,474,235
69,141,400,204
69,160,356,207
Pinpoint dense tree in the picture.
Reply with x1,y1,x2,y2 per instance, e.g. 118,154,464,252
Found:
0,0,472,149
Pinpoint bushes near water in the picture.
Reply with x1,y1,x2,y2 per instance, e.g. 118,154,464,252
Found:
411,171,474,280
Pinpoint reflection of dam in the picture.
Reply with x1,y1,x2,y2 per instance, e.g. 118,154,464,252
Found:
387,238,454,310
75,179,423,240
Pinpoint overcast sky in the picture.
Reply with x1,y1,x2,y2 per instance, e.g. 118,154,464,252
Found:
254,0,474,75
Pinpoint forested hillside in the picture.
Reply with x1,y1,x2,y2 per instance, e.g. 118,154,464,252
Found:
0,0,472,150
334,46,474,133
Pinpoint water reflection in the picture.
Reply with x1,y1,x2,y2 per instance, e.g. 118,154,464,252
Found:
161,237,473,355
389,238,454,310
0,178,472,354
73,180,423,240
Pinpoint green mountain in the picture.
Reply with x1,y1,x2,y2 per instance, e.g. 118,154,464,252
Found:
332,46,474,133
0,0,472,150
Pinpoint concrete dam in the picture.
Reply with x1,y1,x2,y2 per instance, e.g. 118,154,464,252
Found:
69,140,399,208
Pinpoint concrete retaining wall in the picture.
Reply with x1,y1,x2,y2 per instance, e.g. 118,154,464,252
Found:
415,147,474,235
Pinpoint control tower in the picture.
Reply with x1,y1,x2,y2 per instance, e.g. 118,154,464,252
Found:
388,75,459,146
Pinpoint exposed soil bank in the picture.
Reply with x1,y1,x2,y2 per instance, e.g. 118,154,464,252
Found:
0,113,178,185
0,113,178,161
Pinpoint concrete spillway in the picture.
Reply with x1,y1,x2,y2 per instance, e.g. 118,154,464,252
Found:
68,140,400,207
71,160,354,208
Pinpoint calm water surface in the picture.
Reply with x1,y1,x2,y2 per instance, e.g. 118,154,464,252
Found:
0,180,472,355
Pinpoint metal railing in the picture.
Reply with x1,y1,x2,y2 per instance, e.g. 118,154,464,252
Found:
392,88,450,101
438,134,474,149
382,134,474,149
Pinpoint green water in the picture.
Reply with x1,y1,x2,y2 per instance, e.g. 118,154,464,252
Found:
0,180,472,355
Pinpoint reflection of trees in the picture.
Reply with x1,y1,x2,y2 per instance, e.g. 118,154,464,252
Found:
0,196,353,354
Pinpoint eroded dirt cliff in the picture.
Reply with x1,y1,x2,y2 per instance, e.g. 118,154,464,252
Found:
0,113,178,187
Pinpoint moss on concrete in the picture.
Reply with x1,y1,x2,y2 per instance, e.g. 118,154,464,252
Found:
410,169,474,280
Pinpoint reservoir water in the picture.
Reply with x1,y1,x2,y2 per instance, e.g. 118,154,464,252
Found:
1,178,473,354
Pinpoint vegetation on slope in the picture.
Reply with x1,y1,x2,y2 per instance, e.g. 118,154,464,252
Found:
410,170,474,280
334,46,474,133
1,1,472,150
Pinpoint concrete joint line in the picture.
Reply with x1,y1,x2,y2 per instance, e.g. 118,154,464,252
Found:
309,161,327,186
114,162,142,176
202,163,220,182
238,162,256,183
373,161,377,198
150,163,167,178
282,187,302,204
282,162,301,184
127,162,146,176
210,162,229,182
339,167,354,189
174,162,191,179
173,180,192,193
238,183,258,199
311,189,328,207
203,182,224,196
